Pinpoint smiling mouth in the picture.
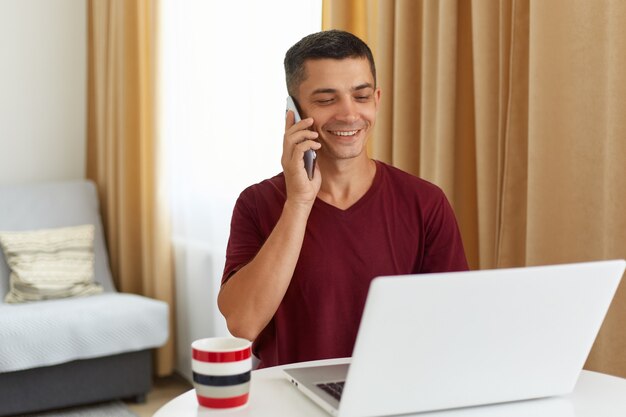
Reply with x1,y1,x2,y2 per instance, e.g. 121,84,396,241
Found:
328,129,360,137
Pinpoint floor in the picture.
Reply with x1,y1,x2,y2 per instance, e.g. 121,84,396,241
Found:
124,373,192,417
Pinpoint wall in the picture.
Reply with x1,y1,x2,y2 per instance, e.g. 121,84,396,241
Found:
0,0,86,186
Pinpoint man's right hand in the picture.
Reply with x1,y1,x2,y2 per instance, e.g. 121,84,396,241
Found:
282,110,322,206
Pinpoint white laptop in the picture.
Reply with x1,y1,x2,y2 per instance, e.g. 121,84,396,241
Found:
283,260,626,417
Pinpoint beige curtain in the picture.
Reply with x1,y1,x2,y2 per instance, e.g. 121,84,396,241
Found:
323,0,626,378
87,0,175,376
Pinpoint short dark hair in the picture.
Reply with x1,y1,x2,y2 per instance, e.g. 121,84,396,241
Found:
284,30,377,97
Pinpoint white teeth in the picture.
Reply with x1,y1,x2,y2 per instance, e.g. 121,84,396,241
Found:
331,130,358,136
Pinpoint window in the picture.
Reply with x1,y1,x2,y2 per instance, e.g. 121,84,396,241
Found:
159,0,322,376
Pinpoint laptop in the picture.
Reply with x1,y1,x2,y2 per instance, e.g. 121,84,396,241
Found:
283,260,626,417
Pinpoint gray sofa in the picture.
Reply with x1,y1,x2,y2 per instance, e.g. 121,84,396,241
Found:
0,180,169,416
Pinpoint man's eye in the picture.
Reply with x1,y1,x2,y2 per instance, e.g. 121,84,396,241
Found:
317,99,334,104
356,95,371,101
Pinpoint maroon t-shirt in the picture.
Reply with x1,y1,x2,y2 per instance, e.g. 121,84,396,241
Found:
222,160,468,368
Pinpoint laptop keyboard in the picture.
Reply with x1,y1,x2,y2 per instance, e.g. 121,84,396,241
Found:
317,381,345,401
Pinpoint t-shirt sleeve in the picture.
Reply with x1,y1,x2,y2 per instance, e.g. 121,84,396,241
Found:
421,192,469,273
222,189,265,285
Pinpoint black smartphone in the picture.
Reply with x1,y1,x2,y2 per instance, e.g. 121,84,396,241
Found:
286,96,316,180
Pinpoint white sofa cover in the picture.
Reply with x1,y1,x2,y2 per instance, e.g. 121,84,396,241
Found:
0,180,168,373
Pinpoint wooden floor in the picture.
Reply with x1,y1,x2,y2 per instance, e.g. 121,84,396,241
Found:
124,373,192,417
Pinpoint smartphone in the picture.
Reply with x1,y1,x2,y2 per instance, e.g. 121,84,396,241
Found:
286,96,316,180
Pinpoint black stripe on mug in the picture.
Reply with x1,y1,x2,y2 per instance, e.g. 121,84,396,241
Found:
193,371,251,387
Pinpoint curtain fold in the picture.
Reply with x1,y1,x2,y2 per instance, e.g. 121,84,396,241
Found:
323,0,626,378
87,0,175,376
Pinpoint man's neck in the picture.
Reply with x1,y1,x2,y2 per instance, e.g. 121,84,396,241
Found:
316,156,377,210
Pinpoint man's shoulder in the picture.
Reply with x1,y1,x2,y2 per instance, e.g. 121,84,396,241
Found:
237,172,286,203
376,160,444,197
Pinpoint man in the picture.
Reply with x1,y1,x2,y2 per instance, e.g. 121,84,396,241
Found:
218,30,468,368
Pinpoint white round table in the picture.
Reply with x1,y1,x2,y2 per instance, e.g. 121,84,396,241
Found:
154,358,626,417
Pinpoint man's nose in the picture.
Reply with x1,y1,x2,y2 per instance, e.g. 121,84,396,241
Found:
336,97,358,123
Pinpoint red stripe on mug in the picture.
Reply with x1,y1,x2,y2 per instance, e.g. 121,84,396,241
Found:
192,348,251,363
197,393,249,408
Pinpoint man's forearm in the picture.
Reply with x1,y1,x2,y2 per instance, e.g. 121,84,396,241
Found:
217,200,312,341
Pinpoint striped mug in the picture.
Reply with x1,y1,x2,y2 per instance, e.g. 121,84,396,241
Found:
191,337,252,408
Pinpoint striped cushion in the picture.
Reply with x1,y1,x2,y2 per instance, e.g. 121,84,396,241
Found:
0,225,103,303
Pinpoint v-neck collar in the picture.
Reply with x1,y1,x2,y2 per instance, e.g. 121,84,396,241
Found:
313,160,383,216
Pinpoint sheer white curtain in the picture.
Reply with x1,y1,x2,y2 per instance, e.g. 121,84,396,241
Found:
159,1,322,378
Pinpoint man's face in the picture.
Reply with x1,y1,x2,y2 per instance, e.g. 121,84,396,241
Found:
296,58,381,162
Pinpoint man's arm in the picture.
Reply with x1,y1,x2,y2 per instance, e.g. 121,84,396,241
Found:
217,112,322,341
218,200,310,341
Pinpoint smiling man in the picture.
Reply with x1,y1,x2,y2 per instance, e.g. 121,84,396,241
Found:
218,30,468,368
